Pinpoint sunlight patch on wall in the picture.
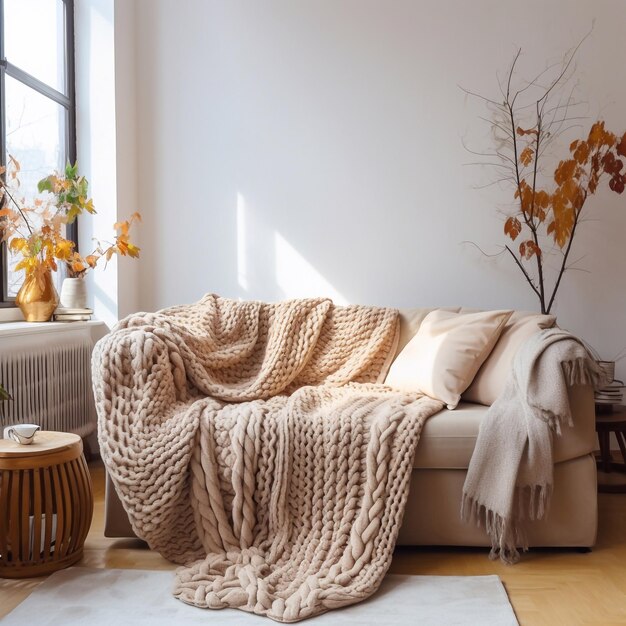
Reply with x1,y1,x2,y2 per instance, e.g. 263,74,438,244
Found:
75,0,118,327
237,192,249,292
274,232,348,304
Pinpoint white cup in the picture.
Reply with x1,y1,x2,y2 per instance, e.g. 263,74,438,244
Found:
4,424,40,445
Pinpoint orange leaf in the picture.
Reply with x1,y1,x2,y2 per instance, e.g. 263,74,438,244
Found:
535,190,550,209
54,238,75,261
609,174,625,194
602,152,624,176
561,178,581,205
533,206,546,223
519,240,541,260
125,243,140,258
587,121,615,148
519,146,534,167
554,159,578,186
517,127,538,136
72,260,86,273
116,239,129,255
548,206,575,248
573,141,590,164
9,238,27,253
504,216,522,241
113,220,130,236
516,180,534,216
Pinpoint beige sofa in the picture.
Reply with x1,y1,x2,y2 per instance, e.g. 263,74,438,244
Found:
103,307,598,548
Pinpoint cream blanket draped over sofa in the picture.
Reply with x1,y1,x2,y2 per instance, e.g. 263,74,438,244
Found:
93,295,443,622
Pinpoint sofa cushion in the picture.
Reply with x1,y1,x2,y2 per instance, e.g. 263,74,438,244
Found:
413,387,595,470
462,311,557,406
386,309,512,409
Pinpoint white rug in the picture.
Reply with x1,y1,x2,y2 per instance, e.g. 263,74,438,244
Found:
1,568,518,625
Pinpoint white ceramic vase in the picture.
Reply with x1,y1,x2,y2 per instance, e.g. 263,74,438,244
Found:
60,277,88,309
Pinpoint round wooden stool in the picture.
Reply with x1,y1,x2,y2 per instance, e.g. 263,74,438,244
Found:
596,407,626,494
0,431,93,578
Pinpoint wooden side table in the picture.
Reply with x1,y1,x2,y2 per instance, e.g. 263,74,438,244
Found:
0,431,93,578
596,406,626,494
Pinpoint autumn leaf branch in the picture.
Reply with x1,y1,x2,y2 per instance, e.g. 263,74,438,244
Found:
462,33,626,315
0,159,141,280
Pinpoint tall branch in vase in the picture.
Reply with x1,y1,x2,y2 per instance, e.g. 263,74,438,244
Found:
463,39,626,314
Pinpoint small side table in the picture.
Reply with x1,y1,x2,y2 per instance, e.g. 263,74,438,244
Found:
596,406,626,494
0,431,93,578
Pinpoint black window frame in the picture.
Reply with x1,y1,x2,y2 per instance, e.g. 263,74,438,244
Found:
0,0,77,307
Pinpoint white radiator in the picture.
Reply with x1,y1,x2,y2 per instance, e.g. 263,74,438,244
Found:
0,323,105,437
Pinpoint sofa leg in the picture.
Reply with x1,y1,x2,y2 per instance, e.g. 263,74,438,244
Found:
576,547,592,553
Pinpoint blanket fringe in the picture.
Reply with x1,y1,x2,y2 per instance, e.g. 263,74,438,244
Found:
461,483,552,565
562,356,607,389
460,494,523,565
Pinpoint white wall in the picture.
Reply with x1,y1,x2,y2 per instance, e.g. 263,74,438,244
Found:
125,0,626,380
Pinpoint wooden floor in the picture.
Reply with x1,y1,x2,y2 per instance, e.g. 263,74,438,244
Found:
1,462,626,625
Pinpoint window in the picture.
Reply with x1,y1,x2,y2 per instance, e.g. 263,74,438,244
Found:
0,0,76,306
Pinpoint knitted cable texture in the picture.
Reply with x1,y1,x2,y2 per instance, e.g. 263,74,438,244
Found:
93,294,443,622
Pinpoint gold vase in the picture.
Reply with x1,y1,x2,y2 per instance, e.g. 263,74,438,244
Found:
15,270,59,322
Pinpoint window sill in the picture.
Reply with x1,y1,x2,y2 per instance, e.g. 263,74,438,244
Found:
0,319,108,339
0,307,24,323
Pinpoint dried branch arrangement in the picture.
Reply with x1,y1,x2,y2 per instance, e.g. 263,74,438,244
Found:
464,41,626,314
0,158,140,283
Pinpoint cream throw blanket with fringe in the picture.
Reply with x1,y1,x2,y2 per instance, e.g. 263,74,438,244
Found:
462,328,605,564
93,295,443,622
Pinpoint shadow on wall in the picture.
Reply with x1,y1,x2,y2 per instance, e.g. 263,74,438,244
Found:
235,192,348,305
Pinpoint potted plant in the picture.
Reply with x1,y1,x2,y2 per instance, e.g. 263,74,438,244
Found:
0,159,140,321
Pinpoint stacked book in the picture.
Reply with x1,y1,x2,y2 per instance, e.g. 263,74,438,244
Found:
53,307,93,322
595,383,624,408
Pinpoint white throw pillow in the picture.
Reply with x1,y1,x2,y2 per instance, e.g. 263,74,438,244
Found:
384,309,513,409
394,307,461,358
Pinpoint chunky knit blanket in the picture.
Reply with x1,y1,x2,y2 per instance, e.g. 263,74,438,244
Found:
461,328,605,564
93,295,443,622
